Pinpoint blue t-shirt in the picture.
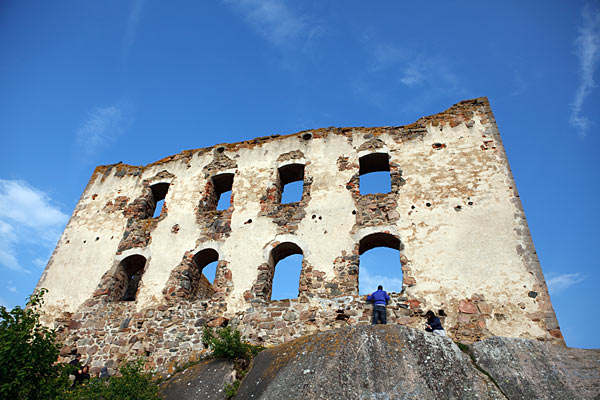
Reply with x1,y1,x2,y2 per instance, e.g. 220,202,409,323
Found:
367,289,390,306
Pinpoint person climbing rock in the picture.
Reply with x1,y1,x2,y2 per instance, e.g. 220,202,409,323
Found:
367,285,390,324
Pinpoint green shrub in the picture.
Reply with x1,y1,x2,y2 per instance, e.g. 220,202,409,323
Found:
202,326,263,361
0,289,67,400
1,290,160,399
224,379,240,398
64,359,159,400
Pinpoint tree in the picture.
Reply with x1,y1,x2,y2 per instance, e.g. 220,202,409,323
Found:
0,288,66,400
0,290,161,399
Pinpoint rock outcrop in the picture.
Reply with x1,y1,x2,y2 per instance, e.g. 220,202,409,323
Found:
160,325,600,399
160,359,236,399
470,337,600,399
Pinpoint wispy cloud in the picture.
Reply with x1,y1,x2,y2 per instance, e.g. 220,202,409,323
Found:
32,257,48,269
123,0,145,57
360,267,403,294
570,4,600,138
355,42,462,112
370,43,460,90
546,272,585,295
0,179,68,272
223,0,320,49
509,70,527,97
76,101,133,159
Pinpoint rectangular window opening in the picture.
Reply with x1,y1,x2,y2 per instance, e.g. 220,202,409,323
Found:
211,173,234,211
278,163,304,204
359,153,391,195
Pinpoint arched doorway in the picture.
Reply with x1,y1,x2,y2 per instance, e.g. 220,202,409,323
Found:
358,233,402,295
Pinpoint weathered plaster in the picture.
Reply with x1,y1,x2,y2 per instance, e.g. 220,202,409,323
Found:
35,98,563,374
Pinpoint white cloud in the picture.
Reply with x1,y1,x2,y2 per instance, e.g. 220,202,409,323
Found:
546,272,585,295
0,180,67,229
0,179,68,272
570,4,600,138
223,0,314,48
360,266,403,294
0,247,23,272
76,101,133,158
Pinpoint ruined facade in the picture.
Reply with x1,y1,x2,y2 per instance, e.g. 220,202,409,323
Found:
36,98,563,374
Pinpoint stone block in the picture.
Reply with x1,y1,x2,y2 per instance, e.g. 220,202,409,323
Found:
459,300,478,314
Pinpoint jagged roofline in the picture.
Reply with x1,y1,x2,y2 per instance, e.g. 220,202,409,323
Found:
92,97,491,175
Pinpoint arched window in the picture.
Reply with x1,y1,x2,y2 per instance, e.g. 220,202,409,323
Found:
150,183,169,218
359,153,391,195
358,233,402,295
119,254,147,301
269,242,303,301
192,249,219,299
278,163,304,203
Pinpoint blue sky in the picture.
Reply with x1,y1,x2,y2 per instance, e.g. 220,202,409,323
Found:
1,1,598,348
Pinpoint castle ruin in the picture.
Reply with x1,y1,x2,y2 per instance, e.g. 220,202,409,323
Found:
36,98,563,374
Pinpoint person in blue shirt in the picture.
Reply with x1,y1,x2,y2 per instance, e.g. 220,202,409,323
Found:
366,285,390,324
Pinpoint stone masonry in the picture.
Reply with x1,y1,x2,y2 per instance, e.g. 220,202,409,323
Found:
36,98,563,375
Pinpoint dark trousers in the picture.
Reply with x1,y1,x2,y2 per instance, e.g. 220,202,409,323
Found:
372,305,387,324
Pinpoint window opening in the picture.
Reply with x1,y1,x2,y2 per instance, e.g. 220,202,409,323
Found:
191,248,219,298
272,254,303,300
269,242,303,301
281,181,303,203
202,260,218,284
278,164,304,203
212,173,234,211
150,183,169,218
192,248,219,284
359,153,391,195
152,199,165,218
217,191,231,210
120,254,146,301
358,233,402,295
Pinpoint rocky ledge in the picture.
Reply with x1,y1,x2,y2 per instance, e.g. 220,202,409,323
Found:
160,325,599,399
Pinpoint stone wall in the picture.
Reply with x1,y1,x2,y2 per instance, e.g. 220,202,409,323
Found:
37,97,563,374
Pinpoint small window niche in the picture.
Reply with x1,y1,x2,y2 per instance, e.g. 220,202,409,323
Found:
278,163,304,203
120,254,147,301
359,153,391,195
150,183,169,218
212,173,234,211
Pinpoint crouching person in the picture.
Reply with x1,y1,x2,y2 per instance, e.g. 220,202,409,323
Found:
424,310,446,336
